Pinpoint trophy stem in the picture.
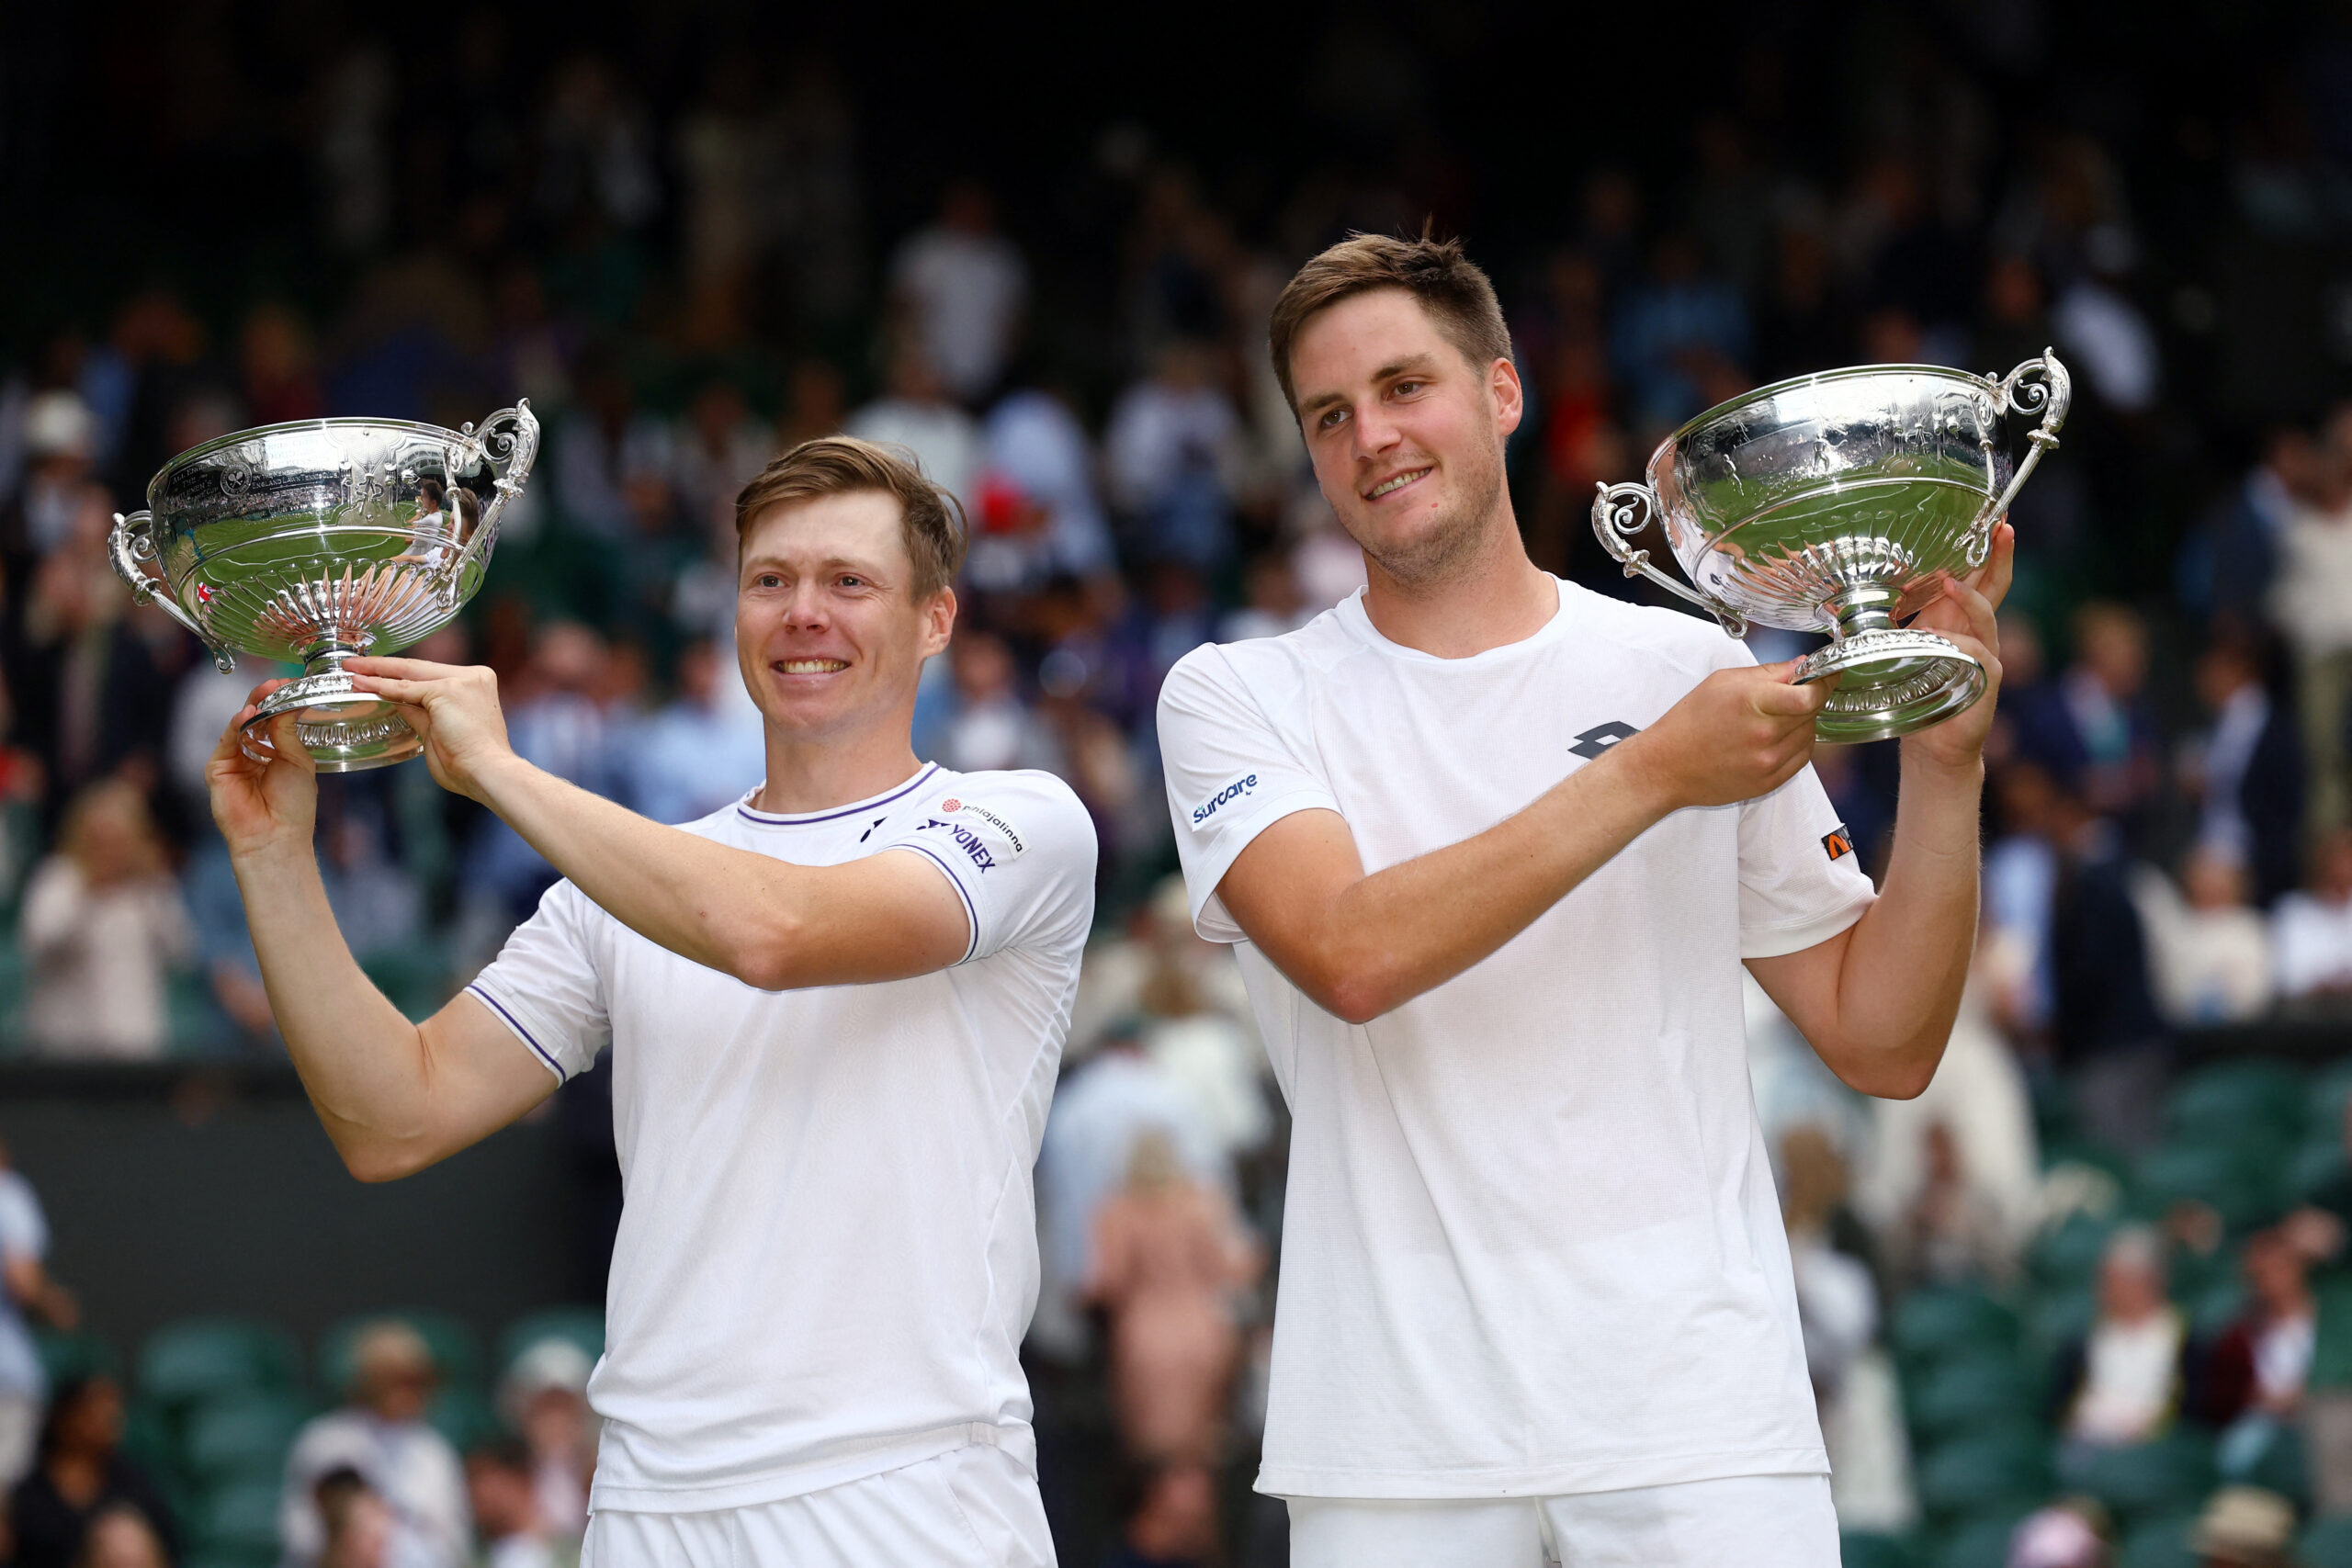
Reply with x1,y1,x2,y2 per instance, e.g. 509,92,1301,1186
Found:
1795,584,1986,743
239,644,424,773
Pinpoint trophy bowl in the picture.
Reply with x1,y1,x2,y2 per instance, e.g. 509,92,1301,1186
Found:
1592,353,2069,743
108,402,539,772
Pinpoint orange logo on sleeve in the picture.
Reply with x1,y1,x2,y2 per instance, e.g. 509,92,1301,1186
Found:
1822,826,1855,862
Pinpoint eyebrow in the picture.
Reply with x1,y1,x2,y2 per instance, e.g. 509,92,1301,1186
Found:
1295,352,1448,419
741,553,897,579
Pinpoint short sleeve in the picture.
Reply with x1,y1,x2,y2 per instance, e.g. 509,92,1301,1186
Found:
1156,647,1340,943
0,1176,47,1264
882,772,1098,964
465,881,612,1082
1737,762,1879,959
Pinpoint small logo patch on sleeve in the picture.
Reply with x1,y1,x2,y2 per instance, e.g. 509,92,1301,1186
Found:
1822,825,1855,862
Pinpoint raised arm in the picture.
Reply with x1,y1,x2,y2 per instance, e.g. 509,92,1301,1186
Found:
209,700,560,1182
1213,660,1830,1024
345,660,969,990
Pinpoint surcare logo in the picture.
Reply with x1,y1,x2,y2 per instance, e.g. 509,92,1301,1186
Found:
1190,773,1260,829
921,818,1000,873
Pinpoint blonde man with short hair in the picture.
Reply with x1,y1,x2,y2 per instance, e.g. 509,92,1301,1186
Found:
214,436,1092,1565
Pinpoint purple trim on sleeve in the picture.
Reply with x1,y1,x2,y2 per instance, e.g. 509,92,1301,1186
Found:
890,841,981,965
736,764,941,828
464,984,567,1081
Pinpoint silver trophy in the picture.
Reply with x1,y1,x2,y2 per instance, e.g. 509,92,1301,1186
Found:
108,404,540,771
1592,353,2069,742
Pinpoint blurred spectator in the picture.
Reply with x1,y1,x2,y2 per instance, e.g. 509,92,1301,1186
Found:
463,1440,554,1568
938,631,1061,776
2180,631,2304,908
67,1502,170,1568
2,391,97,558
280,1323,469,1568
2055,1227,2190,1450
2273,828,2352,1010
0,1143,74,1489
1102,1459,1219,1568
979,387,1115,583
1610,231,1750,430
2005,1501,2111,1568
2179,426,2317,629
2007,602,2162,823
549,358,672,544
2198,1229,2315,1483
1104,342,1240,573
8,1376,175,1568
182,841,277,1048
2269,410,2352,834
495,1339,594,1544
237,304,324,427
773,357,847,452
620,638,766,825
2132,850,2276,1026
465,623,621,925
1085,1129,1261,1466
670,381,774,541
1216,554,1312,645
2186,1484,2298,1568
20,782,191,1059
843,344,980,508
1781,1126,1878,1408
888,180,1027,406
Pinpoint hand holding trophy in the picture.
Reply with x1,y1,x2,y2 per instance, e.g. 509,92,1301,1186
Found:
1592,352,2068,742
108,404,540,772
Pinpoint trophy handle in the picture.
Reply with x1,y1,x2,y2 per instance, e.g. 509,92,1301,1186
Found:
436,398,541,608
108,511,234,674
1591,482,1747,637
1965,348,2073,566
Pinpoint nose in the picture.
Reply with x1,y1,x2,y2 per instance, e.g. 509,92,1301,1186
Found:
779,581,831,633
1351,400,1403,462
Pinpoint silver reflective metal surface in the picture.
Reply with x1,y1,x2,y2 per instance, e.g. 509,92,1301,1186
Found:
1592,354,2069,743
108,404,539,772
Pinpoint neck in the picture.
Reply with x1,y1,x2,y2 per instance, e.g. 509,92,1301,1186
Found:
1359,507,1555,659
755,715,925,815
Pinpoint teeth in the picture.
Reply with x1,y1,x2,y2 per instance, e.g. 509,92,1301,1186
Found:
1369,468,1430,499
780,660,848,673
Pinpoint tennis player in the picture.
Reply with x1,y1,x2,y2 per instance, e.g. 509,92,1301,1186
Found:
212,436,1091,1565
1156,235,2005,1565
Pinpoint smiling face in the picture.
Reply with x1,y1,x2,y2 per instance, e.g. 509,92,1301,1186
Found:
736,490,955,745
1289,288,1522,589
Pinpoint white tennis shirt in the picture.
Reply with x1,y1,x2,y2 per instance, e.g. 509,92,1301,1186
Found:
469,762,1096,1513
1157,579,1878,1499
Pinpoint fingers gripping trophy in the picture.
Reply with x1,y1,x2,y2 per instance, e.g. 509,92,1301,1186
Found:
1593,352,2070,742
107,404,540,771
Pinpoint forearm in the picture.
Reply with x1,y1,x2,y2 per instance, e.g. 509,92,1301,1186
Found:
1284,755,1668,1022
1828,748,1984,1082
229,842,434,1166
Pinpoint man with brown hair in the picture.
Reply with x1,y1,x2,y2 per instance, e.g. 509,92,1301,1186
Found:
1158,234,2007,1562
212,434,1091,1565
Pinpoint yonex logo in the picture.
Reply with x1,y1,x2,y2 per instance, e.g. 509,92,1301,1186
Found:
921,818,998,872
1191,773,1259,828
1568,721,1639,760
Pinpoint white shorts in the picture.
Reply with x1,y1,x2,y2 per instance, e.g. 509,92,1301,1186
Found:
581,1443,1057,1568
1288,1472,1838,1568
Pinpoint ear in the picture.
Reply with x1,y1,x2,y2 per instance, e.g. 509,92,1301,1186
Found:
1489,356,1525,438
921,586,957,660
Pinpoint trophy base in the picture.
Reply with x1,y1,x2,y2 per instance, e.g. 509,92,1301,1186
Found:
240,668,423,773
1792,626,1986,744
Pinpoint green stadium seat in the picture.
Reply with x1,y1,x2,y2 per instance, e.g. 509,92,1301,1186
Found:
2293,1136,2347,1203
2057,1432,2218,1525
1916,1429,2052,1522
34,1328,119,1386
2132,1141,2285,1235
1905,1355,2041,1447
1840,1530,1916,1568
2114,1513,2198,1568
316,1311,482,1397
190,1477,282,1563
1892,1287,2021,1369
2303,1512,2352,1568
360,941,453,1022
2165,1060,2305,1147
2309,1059,2352,1140
2025,1284,2098,1360
138,1318,303,1410
182,1392,311,1485
426,1383,503,1453
496,1306,605,1379
1938,1507,2034,1568
2030,1212,2117,1289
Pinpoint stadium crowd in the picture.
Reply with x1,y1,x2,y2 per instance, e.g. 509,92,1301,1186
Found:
6,3,2352,1564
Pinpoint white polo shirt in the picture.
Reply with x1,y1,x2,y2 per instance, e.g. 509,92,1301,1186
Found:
469,762,1096,1513
1156,579,1876,1500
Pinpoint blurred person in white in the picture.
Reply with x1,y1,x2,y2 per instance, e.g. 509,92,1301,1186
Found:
1084,1129,1262,1468
1068,876,1256,1072
939,630,1062,776
983,386,1114,582
1159,234,2006,1565
280,1323,469,1568
2055,1226,2189,1450
2179,632,2303,909
2004,1503,2110,1568
72,1504,169,1568
1856,932,2041,1289
845,343,981,506
1105,340,1241,574
0,1140,74,1489
464,1441,555,1568
496,1339,594,1541
218,436,1092,1565
2132,847,2275,1025
5,392,97,558
619,637,765,825
2273,828,2352,1009
890,180,1028,407
2268,402,2352,834
21,781,191,1059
